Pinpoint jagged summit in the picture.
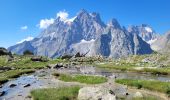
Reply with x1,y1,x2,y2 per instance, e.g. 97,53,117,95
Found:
107,18,121,29
128,24,158,42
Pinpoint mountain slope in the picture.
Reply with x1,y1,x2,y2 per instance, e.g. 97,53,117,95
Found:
128,24,158,43
151,31,170,53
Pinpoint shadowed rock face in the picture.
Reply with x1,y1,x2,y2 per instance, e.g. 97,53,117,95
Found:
8,10,153,58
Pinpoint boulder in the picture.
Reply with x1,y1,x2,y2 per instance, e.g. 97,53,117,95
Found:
0,47,9,56
0,66,12,71
78,86,116,100
31,56,48,62
46,64,56,69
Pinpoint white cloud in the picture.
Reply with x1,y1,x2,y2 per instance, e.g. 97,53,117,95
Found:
38,10,77,29
21,26,28,30
17,36,34,44
56,10,77,23
39,18,54,29
57,10,69,21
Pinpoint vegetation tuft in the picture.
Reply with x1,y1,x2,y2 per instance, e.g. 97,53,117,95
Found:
115,79,170,96
31,86,80,100
53,73,107,84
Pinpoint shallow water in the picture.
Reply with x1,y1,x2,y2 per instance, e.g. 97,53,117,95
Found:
59,65,170,82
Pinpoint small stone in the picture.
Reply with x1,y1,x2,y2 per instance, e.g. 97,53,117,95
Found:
109,90,115,95
98,98,102,100
126,92,129,95
0,91,5,96
9,84,17,88
23,84,31,88
26,95,32,98
18,94,22,96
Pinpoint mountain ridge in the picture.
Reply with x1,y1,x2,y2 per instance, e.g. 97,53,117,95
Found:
8,9,154,58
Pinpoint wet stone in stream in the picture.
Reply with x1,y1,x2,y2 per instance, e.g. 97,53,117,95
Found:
0,91,5,96
23,84,31,88
9,84,17,88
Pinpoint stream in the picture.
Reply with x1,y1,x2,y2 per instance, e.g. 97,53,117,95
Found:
0,66,170,100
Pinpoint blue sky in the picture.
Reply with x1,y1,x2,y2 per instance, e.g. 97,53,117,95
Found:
0,0,170,48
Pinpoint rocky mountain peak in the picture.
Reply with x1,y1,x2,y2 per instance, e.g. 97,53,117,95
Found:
8,9,153,58
77,9,89,18
128,24,157,42
107,18,121,29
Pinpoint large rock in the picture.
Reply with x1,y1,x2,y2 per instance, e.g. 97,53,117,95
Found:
0,47,9,56
78,86,116,100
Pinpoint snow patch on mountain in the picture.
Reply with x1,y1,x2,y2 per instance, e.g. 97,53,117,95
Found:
145,27,153,33
147,38,157,44
80,39,95,43
17,37,34,44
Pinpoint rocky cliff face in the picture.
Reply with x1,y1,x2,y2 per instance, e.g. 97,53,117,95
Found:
128,24,158,43
8,9,153,58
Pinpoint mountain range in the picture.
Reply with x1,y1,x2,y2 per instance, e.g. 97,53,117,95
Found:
8,9,167,58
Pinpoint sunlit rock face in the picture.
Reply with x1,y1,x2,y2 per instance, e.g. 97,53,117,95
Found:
8,10,153,58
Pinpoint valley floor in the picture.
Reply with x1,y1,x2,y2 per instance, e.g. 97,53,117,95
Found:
0,54,170,100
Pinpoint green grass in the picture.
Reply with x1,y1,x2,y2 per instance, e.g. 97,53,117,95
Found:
31,86,80,100
115,79,170,96
137,68,170,75
0,56,8,66
53,73,107,84
0,69,35,85
1,55,64,69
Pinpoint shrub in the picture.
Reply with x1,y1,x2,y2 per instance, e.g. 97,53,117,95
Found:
23,50,34,55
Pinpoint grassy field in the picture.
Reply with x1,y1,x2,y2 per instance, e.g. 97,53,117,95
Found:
31,86,80,100
53,73,107,84
0,55,64,69
115,79,170,96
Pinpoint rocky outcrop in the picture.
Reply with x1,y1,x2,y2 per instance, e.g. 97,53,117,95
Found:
128,24,158,43
0,47,11,56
